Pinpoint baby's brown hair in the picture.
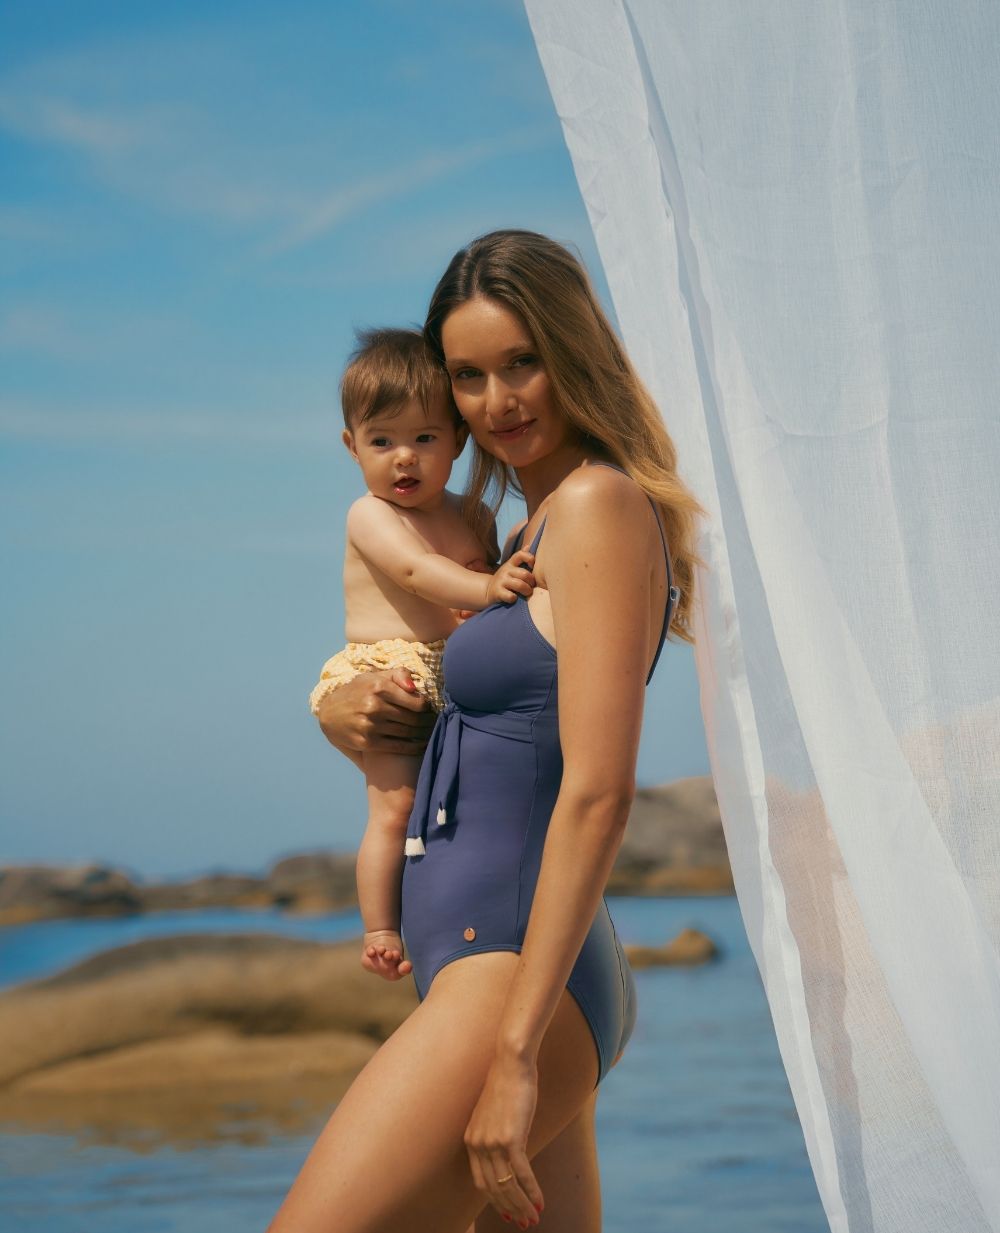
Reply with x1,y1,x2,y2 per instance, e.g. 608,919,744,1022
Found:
341,327,456,430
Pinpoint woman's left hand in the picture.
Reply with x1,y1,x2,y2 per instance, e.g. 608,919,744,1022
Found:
464,1051,544,1226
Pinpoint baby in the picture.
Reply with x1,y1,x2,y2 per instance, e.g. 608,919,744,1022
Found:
308,328,534,980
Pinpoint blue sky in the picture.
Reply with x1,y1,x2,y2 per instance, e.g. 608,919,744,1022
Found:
1,0,708,879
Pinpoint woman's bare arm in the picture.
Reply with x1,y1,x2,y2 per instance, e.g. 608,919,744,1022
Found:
463,467,661,1219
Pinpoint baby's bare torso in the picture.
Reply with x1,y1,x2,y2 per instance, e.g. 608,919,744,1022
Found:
344,491,487,643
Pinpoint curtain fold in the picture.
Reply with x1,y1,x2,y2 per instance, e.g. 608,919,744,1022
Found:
523,3,1000,1230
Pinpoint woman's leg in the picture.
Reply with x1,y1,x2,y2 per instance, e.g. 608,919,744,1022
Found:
265,951,600,1233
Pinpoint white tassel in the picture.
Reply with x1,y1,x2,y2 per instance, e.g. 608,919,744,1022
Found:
404,836,426,856
436,806,448,826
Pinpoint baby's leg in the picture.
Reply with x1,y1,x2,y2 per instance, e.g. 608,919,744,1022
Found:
357,751,420,979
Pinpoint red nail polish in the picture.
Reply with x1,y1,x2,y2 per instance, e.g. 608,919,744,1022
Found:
534,1202,544,1212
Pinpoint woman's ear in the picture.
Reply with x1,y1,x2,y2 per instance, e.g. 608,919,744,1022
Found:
342,428,359,461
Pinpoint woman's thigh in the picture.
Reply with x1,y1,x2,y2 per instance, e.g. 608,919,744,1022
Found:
265,951,600,1233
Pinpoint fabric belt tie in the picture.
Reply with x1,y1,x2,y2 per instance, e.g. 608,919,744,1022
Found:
403,698,532,857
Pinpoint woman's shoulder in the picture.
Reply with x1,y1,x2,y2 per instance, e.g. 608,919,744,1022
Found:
549,461,649,524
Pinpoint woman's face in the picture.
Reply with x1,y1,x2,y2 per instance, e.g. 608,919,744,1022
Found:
440,296,573,468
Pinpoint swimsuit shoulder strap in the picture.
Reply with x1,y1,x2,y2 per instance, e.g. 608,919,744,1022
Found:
586,462,679,681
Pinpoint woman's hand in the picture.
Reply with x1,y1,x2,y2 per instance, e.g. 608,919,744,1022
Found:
315,668,435,757
464,1051,544,1227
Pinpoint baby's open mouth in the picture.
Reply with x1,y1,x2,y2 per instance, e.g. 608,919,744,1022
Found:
393,476,419,492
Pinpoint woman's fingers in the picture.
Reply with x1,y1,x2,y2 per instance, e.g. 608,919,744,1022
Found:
484,1148,539,1227
509,1147,544,1220
316,669,434,755
384,669,428,710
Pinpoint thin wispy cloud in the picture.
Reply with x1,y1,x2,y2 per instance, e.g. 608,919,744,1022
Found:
264,126,553,256
0,305,88,361
0,33,557,245
0,92,156,155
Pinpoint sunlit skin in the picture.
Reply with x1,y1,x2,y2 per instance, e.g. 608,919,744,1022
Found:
338,393,535,988
279,297,670,1233
441,297,591,512
342,397,464,513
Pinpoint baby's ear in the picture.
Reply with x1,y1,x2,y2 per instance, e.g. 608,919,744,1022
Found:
342,429,359,461
454,421,469,455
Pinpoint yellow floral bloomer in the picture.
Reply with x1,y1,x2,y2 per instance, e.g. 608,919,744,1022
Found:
308,637,446,716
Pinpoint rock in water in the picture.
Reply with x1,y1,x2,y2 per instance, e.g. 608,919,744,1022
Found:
625,927,718,968
0,863,141,924
0,932,417,1144
610,776,733,895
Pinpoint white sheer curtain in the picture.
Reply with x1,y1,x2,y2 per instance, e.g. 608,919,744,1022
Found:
524,3,1000,1230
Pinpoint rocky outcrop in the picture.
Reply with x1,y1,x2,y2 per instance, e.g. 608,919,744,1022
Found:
0,932,417,1143
0,776,731,924
0,864,142,924
0,924,717,1143
625,927,718,968
608,777,733,896
0,854,360,925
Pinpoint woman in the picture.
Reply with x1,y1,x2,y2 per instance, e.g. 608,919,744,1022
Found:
269,231,702,1233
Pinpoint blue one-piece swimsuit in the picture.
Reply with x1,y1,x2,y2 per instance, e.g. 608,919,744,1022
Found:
400,470,679,1084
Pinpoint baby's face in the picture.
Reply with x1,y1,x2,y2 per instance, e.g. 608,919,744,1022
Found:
343,396,465,511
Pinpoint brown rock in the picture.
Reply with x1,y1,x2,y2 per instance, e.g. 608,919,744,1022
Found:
267,852,358,911
0,931,417,1144
139,874,274,912
611,776,732,896
0,932,416,1089
0,1028,376,1145
0,863,141,924
625,927,718,968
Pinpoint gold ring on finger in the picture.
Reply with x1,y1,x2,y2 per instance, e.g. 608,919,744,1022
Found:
496,1173,514,1184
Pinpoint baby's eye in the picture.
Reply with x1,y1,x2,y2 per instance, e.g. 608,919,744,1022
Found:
371,437,390,447
416,433,437,443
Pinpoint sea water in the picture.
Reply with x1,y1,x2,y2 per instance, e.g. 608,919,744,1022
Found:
0,898,828,1232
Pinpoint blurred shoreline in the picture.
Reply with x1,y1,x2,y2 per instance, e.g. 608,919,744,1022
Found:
1,776,732,926
0,920,716,1146
0,775,729,1145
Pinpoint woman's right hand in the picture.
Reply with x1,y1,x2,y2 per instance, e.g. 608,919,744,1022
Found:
316,668,435,756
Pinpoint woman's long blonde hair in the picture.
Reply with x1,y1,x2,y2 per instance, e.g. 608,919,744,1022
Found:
424,229,705,643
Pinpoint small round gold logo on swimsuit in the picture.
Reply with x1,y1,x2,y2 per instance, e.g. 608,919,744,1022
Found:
463,927,476,942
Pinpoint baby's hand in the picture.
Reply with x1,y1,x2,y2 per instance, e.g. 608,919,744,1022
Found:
361,930,413,981
486,550,536,605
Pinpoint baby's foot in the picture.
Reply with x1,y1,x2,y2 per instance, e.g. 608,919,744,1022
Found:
361,930,413,981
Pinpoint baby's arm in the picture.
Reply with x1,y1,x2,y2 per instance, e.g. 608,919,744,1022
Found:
347,497,534,610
